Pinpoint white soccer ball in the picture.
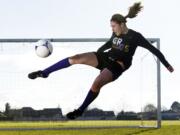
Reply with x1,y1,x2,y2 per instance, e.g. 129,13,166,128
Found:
35,39,53,58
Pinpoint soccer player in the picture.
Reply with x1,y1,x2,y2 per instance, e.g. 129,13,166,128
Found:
28,2,174,120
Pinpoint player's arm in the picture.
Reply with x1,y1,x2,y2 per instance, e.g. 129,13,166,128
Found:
136,33,174,73
97,33,113,53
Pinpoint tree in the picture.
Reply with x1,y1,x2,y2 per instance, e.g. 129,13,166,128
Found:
5,103,11,117
161,106,168,112
171,101,180,112
143,104,157,112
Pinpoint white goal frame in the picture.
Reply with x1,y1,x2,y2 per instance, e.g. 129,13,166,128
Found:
0,38,161,129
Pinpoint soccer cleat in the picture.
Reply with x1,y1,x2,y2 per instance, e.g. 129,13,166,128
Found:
66,109,83,120
28,70,48,79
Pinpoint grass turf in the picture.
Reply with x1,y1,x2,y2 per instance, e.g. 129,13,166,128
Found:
0,120,179,135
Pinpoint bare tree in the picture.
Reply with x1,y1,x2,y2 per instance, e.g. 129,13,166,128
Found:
143,104,157,112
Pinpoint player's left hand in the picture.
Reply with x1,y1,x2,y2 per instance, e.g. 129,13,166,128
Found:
167,65,174,73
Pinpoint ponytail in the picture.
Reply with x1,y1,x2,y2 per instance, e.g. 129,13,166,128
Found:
111,2,143,24
125,2,143,20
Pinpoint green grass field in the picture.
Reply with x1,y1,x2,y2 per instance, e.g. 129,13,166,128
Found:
0,120,179,135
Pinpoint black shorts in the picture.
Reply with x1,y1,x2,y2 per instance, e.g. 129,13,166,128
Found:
93,51,126,81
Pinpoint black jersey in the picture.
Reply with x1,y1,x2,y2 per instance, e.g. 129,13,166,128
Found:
97,29,170,68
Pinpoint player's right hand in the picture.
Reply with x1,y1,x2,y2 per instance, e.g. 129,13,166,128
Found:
167,65,174,73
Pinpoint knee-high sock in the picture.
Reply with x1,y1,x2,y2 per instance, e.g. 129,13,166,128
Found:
78,90,99,112
42,57,71,76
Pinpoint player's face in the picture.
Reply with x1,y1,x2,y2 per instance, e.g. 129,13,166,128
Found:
110,21,122,35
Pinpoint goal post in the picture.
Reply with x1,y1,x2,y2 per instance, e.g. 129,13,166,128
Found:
0,38,161,129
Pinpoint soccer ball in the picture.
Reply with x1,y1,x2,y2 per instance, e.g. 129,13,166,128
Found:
35,39,53,58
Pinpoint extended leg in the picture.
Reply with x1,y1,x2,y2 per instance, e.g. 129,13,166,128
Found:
66,68,113,119
28,52,98,79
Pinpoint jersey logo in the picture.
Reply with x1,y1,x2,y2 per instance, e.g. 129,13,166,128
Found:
112,37,124,50
124,45,129,52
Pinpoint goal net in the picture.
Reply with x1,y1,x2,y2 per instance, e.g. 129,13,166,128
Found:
0,38,161,130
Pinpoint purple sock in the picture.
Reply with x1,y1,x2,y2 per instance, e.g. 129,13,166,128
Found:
78,90,99,112
42,57,71,76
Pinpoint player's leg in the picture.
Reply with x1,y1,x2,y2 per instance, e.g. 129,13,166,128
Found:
66,68,114,119
68,52,98,67
28,52,98,79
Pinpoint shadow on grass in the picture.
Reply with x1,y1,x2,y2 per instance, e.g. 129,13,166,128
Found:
126,128,158,135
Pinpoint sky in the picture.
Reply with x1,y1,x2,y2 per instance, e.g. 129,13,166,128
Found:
0,0,179,115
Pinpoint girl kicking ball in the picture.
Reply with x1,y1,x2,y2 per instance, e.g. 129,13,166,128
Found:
28,2,174,120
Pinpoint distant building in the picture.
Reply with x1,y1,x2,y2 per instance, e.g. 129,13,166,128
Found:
162,110,180,120
117,111,139,120
79,108,116,120
9,107,63,121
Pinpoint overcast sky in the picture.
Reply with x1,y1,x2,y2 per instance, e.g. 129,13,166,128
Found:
0,0,179,115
